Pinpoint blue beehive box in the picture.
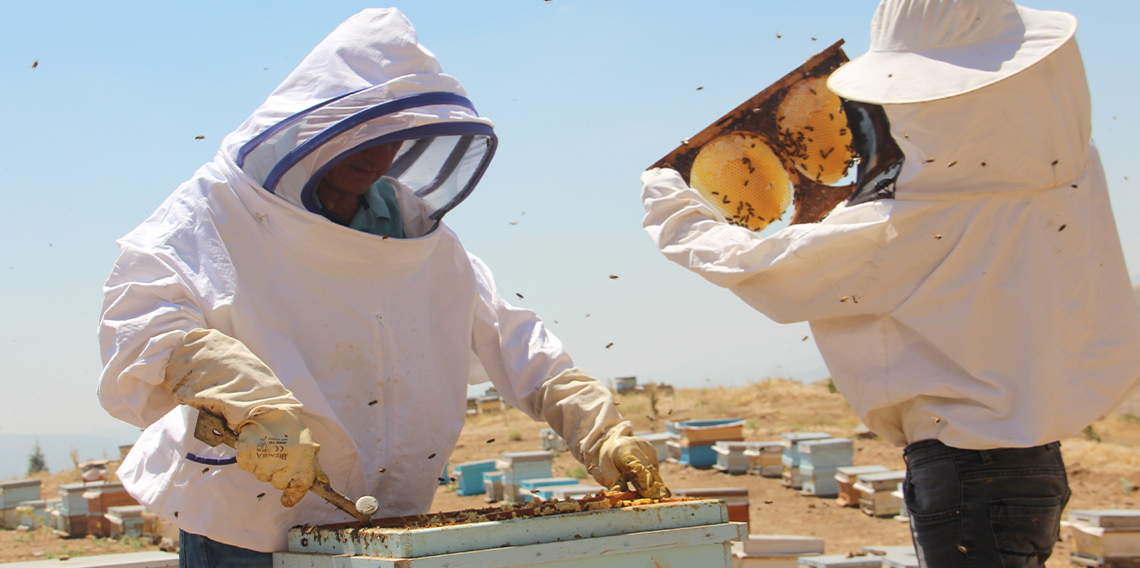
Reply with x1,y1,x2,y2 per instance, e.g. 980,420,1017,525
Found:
453,459,499,496
679,444,719,468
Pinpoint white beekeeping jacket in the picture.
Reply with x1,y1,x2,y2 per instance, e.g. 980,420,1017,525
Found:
642,39,1140,450
98,9,619,552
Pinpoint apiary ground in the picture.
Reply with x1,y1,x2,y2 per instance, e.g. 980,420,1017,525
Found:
2,379,1137,565
435,379,1140,568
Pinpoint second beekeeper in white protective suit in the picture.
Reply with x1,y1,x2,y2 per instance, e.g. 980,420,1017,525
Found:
642,0,1140,565
97,9,666,560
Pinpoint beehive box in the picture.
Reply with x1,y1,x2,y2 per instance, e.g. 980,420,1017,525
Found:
453,459,499,497
780,433,833,468
672,487,750,530
539,428,569,452
798,439,853,496
0,479,42,529
1065,510,1140,564
714,441,774,475
540,484,604,501
866,545,918,568
834,465,889,507
519,477,580,499
797,554,886,567
637,432,676,463
677,419,746,447
497,451,555,502
731,535,824,567
483,472,504,503
105,504,148,538
278,493,746,567
742,441,784,478
891,483,908,522
853,471,906,518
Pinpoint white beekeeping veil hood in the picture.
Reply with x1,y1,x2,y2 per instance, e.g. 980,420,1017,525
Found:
221,9,496,231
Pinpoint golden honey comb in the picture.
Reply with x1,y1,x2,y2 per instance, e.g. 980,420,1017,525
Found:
776,76,853,185
690,131,792,231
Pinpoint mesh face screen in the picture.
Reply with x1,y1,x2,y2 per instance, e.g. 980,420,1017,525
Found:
691,132,792,231
652,42,883,228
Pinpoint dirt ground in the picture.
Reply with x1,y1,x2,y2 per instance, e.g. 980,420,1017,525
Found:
435,380,1140,567
2,379,1137,565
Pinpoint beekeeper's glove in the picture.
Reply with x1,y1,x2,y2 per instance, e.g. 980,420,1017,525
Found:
530,367,671,500
162,328,322,507
596,427,671,499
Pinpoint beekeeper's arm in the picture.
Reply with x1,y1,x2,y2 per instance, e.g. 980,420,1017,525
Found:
468,253,668,498
99,243,322,507
641,167,939,322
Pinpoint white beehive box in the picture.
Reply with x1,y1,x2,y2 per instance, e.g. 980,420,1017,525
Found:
863,545,917,567
714,441,759,474
853,471,906,518
891,482,908,522
834,466,889,507
1064,509,1140,563
779,433,832,467
497,451,554,503
797,554,885,567
638,432,677,463
743,442,784,478
731,535,824,567
279,497,746,567
799,439,853,496
539,428,569,452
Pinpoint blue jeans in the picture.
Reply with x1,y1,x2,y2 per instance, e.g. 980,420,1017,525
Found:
180,530,272,568
903,440,1070,568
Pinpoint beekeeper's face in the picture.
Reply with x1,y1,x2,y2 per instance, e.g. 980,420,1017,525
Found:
321,142,401,196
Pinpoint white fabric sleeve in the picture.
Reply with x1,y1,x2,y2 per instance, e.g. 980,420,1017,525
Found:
467,253,627,469
641,167,940,323
98,243,208,428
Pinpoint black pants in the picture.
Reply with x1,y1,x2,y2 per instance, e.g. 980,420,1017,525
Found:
179,530,272,568
903,440,1070,568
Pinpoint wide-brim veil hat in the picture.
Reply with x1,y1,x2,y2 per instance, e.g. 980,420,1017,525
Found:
828,0,1076,104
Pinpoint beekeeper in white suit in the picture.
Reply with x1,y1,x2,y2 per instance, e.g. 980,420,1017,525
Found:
98,9,666,566
642,0,1140,566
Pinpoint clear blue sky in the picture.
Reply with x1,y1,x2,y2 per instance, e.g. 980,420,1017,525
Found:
1,1,1136,437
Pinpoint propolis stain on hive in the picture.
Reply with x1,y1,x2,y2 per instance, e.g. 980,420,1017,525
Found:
690,131,792,231
777,75,854,185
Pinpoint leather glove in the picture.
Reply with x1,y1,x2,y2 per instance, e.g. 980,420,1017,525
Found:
595,427,671,499
163,329,322,507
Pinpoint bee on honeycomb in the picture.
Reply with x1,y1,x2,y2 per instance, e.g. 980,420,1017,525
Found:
690,131,792,232
776,76,854,185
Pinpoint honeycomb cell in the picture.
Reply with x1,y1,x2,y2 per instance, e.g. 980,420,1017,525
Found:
690,131,793,231
777,76,854,185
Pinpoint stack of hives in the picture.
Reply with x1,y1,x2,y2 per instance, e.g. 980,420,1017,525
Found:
0,479,41,529
539,428,569,452
452,459,499,497
495,451,555,503
780,432,832,489
834,465,889,507
852,470,907,518
666,419,745,468
743,441,784,478
715,441,783,475
1064,509,1140,567
798,438,854,497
